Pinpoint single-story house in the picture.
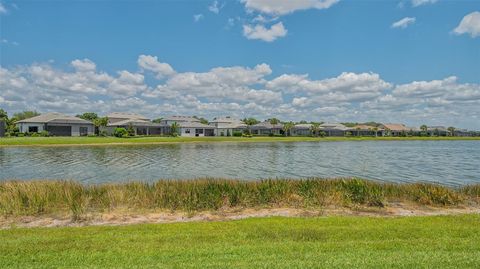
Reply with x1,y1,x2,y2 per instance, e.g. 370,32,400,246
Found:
292,124,313,136
103,112,169,136
209,117,247,136
0,119,5,137
16,113,94,136
178,121,215,137
379,123,410,136
320,123,348,136
250,121,284,136
349,124,382,137
427,126,448,136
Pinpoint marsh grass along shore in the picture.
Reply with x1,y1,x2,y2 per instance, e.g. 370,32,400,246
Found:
1,135,479,146
1,178,479,226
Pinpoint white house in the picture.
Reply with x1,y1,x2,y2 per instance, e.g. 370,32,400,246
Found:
178,121,215,137
209,117,247,136
16,113,94,136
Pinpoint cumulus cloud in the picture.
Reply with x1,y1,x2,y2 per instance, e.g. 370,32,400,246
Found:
242,0,339,16
137,54,176,79
411,0,437,7
1,56,480,128
391,17,416,29
243,22,287,42
453,11,480,38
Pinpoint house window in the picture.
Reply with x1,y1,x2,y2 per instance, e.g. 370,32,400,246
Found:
185,129,190,134
28,126,38,133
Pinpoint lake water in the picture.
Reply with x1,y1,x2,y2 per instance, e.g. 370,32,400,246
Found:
0,141,479,186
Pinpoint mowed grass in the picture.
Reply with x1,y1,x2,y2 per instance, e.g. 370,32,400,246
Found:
1,135,479,146
1,215,480,268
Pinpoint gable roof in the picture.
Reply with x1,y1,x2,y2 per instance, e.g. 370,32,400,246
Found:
294,124,312,129
210,116,242,124
179,121,214,128
107,119,167,127
16,113,93,125
381,123,409,131
320,123,348,131
162,116,201,122
106,112,149,120
251,121,284,129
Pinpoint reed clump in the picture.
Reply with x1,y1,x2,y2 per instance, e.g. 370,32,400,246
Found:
0,178,478,219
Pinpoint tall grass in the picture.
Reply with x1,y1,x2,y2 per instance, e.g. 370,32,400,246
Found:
0,178,478,219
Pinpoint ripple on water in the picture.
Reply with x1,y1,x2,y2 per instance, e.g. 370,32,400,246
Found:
0,141,479,186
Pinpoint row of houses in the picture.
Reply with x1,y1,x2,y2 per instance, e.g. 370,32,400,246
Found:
4,112,477,137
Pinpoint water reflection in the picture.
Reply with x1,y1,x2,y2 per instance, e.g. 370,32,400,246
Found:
0,141,479,186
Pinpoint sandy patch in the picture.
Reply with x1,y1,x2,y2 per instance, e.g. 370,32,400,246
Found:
1,203,479,229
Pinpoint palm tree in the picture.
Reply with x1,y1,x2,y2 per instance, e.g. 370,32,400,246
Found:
420,125,428,137
282,122,294,136
372,127,378,137
447,126,455,137
269,118,280,135
171,122,179,137
310,123,320,137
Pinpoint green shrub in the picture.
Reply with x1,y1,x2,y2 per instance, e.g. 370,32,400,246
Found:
113,128,128,138
233,131,242,137
39,131,49,137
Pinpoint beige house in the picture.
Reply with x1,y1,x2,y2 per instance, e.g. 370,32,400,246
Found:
16,113,94,136
380,123,410,136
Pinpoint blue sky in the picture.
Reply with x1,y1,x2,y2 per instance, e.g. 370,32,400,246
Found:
1,0,480,129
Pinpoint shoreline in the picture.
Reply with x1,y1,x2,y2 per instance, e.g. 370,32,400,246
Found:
2,203,480,229
1,136,479,147
1,178,479,228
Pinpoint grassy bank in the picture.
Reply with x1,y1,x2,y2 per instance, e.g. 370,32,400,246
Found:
1,215,480,268
1,135,479,146
1,178,479,220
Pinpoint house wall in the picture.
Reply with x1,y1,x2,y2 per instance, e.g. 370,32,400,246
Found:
17,123,45,133
180,127,203,137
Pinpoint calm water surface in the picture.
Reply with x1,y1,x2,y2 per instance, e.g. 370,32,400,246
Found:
0,141,479,186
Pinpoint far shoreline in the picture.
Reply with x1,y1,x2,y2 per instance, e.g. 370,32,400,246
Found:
1,136,479,147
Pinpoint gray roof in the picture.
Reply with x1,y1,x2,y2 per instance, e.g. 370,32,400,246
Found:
107,112,149,120
107,119,167,127
320,123,348,131
16,113,93,125
251,121,284,129
179,121,214,128
294,124,312,129
210,117,240,123
162,116,201,122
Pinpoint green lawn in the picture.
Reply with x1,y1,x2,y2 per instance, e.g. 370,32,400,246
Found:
1,215,479,268
1,135,479,146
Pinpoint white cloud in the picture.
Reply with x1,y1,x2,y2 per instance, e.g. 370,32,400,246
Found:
242,0,339,16
391,17,416,29
411,0,437,7
71,59,97,72
453,11,480,38
193,14,204,22
0,3,7,14
137,54,176,79
1,57,480,128
208,1,223,14
243,22,287,42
